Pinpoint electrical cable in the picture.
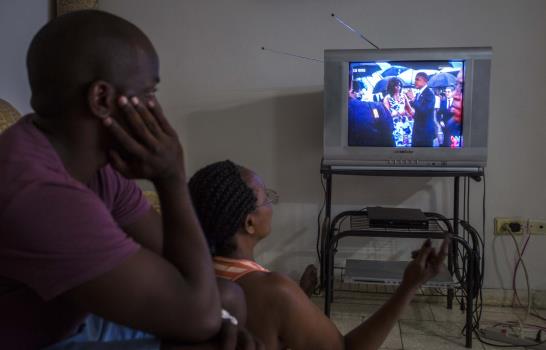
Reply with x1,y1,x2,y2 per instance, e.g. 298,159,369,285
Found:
503,224,532,322
512,234,530,309
316,170,327,265
457,173,488,342
435,217,483,338
532,311,546,322
474,328,546,348
465,178,468,224
461,171,487,338
474,223,537,348
479,170,486,327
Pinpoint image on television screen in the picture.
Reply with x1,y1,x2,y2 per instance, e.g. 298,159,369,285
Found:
348,60,464,148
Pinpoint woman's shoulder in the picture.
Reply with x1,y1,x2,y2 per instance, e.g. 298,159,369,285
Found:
239,271,308,302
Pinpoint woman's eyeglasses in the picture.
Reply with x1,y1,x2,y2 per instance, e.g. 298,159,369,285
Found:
257,188,279,207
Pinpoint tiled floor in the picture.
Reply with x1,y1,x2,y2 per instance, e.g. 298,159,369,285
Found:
312,289,546,349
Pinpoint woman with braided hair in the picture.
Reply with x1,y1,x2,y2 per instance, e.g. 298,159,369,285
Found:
189,160,449,350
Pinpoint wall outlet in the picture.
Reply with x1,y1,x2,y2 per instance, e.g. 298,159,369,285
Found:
494,217,526,235
529,220,546,235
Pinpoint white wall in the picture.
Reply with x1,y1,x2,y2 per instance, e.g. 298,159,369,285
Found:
99,0,544,290
0,1,49,114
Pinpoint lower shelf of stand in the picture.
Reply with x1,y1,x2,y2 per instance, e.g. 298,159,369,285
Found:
344,259,456,288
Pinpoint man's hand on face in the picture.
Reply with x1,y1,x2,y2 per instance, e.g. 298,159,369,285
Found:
101,95,185,184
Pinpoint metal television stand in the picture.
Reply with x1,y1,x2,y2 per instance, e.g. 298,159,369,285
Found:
319,163,484,348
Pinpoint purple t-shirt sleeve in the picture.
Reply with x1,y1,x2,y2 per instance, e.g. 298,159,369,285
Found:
91,165,151,227
107,167,151,227
0,181,141,301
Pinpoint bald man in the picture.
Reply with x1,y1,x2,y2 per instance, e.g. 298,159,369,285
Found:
0,10,258,350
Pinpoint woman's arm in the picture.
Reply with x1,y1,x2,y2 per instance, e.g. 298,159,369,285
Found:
259,238,448,350
345,238,447,350
383,96,394,115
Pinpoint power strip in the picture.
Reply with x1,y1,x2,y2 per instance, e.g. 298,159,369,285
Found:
480,327,546,349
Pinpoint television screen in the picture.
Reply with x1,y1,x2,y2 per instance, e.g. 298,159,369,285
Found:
323,47,492,170
348,60,464,148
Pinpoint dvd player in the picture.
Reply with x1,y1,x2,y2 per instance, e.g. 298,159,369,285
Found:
367,206,429,230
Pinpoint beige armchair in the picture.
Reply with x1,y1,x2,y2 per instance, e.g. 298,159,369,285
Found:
0,99,21,134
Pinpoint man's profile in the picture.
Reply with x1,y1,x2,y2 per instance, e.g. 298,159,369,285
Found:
0,10,258,349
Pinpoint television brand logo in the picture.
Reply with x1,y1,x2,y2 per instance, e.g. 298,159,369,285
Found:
393,149,414,154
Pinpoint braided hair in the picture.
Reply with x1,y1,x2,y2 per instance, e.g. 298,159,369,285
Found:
188,160,257,256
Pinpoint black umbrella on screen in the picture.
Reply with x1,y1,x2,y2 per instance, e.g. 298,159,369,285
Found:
389,61,449,70
380,65,408,78
428,72,457,88
372,78,391,94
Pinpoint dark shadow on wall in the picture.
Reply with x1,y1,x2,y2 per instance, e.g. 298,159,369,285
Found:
185,91,450,209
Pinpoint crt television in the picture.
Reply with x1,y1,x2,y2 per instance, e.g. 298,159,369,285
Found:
323,47,492,171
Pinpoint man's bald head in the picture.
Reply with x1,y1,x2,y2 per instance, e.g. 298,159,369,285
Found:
27,10,158,118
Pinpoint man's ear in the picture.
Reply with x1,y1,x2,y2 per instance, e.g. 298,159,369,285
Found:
244,214,256,235
87,80,116,119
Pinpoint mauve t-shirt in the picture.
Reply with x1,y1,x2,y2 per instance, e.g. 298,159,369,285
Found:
0,116,150,348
